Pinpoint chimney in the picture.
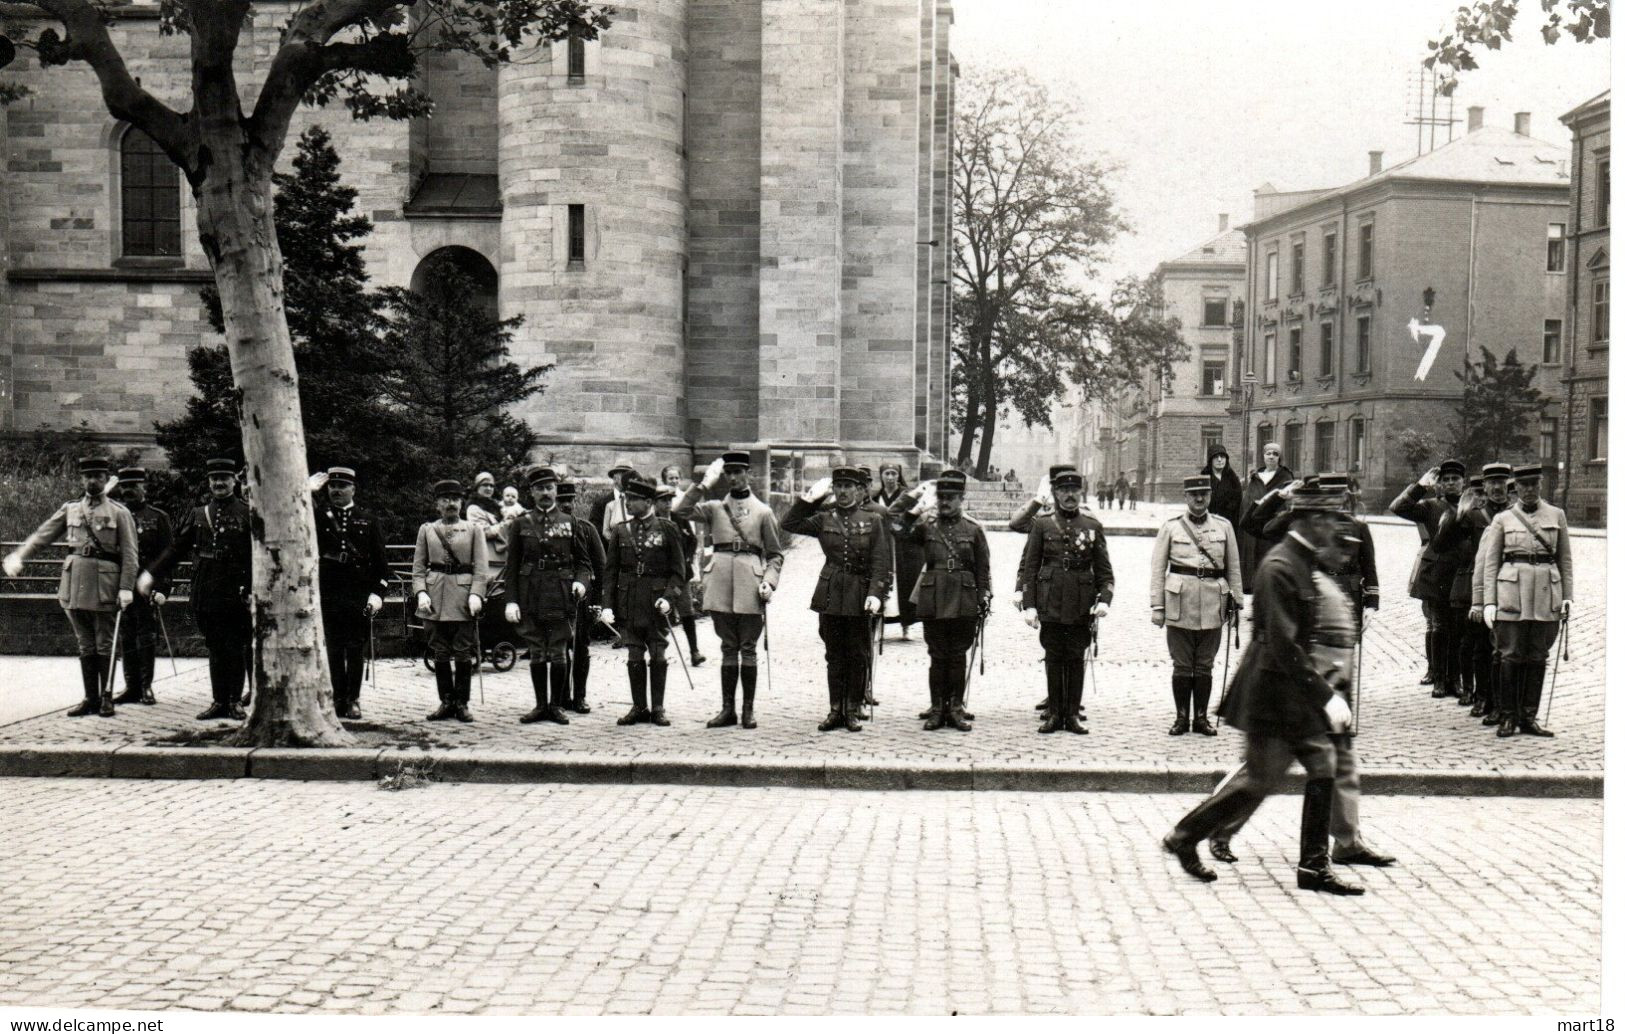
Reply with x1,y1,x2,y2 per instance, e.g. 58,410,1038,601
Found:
1368,150,1384,176
1218,213,1229,232
1467,105,1485,132
1513,111,1532,136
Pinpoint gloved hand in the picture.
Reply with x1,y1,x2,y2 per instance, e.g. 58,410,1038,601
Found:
599,608,616,628
364,593,382,616
1090,601,1110,619
702,456,726,489
1324,693,1352,732
467,593,483,617
979,592,993,618
135,570,154,595
1151,607,1165,628
152,591,167,607
416,591,433,617
655,597,672,616
801,477,833,503
505,602,522,625
1033,489,1053,510
1023,608,1040,629
912,482,937,515
863,595,882,615
1278,479,1303,501
1483,605,1497,627
118,589,133,610
3,552,23,578
758,582,775,602
1363,590,1379,611
571,581,587,600
307,471,330,492
1562,599,1571,618
1417,466,1440,489
1469,605,1484,625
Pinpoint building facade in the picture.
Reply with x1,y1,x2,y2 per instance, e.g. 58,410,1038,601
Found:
1558,91,1608,525
1236,111,1568,507
0,0,955,479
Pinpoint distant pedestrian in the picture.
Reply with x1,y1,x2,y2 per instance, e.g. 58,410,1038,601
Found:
1114,475,1128,510
1128,481,1139,511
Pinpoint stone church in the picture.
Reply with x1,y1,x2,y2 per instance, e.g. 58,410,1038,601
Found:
0,0,956,481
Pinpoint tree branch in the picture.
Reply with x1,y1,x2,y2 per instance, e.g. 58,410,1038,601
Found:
248,0,405,154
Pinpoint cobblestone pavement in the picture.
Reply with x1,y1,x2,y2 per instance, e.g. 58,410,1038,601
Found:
0,779,1600,1014
0,522,1603,773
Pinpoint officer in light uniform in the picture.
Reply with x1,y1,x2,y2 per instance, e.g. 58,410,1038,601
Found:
1150,474,1243,736
412,479,489,722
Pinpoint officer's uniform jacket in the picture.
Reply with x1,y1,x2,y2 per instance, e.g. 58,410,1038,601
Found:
783,498,892,616
1388,483,1459,602
1148,512,1242,630
1019,509,1114,623
894,509,990,620
314,501,391,610
1254,494,1379,608
674,487,784,615
1475,499,1573,623
1435,498,1506,607
124,501,174,594
411,518,489,623
604,513,687,632
150,496,252,606
1008,500,1095,598
18,495,138,611
503,506,596,622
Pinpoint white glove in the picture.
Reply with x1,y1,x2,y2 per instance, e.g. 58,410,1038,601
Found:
152,591,167,607
307,471,330,492
1023,608,1041,629
416,591,432,617
758,582,774,602
863,595,882,615
118,589,133,610
135,569,154,595
364,594,382,616
571,581,587,600
913,483,937,515
1324,693,1352,732
655,597,672,616
1417,466,1440,489
104,474,119,494
1090,601,1110,618
2,553,22,578
467,594,483,617
1010,591,1025,612
599,608,616,628
801,476,833,503
1033,490,1052,509
505,603,521,625
1151,607,1165,628
702,456,726,489
1482,605,1497,627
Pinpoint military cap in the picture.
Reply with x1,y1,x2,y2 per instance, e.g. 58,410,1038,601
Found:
204,458,237,476
1512,463,1543,481
936,469,969,495
1468,475,1485,489
1316,473,1350,493
1048,464,1078,482
1332,515,1363,544
1182,474,1212,493
1482,462,1512,480
1438,459,1466,478
116,466,147,484
1290,483,1343,511
1052,470,1083,490
858,466,874,484
624,479,659,501
326,466,356,485
555,480,578,500
831,466,865,485
473,471,495,487
432,479,465,498
527,466,558,487
655,484,677,500
721,450,752,471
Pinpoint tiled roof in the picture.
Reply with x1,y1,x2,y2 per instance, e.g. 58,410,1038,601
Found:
1162,227,1247,268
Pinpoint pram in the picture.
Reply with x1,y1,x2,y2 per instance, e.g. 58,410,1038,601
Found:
403,576,519,673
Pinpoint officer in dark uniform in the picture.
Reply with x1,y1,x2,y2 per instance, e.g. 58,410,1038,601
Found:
1020,469,1113,734
307,467,391,720
1435,468,1510,718
1010,464,1082,716
1244,474,1380,618
142,458,253,721
112,467,173,706
504,467,596,724
1390,461,1466,698
556,479,606,713
602,479,689,726
783,467,893,732
887,470,991,731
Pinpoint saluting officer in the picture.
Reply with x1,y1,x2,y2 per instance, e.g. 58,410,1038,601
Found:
4,456,138,717
412,479,489,722
141,458,253,721
783,467,893,732
504,467,595,724
112,466,173,707
676,452,786,730
1435,469,1508,718
888,470,991,731
1010,464,1081,716
1150,474,1243,736
1477,463,1572,738
1390,461,1466,698
603,479,689,726
1020,469,1113,734
555,479,606,713
308,467,391,720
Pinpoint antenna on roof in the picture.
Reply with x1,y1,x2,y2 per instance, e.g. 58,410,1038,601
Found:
1405,64,1459,156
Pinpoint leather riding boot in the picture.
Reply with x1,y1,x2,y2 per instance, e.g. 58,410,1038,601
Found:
68,656,100,717
708,664,739,728
818,664,844,732
1482,659,1504,726
1063,659,1088,734
96,655,115,716
1038,659,1064,734
570,635,593,712
618,660,651,725
923,667,946,730
1168,674,1191,735
546,663,571,724
1296,778,1364,895
114,640,145,704
649,663,671,726
1496,658,1521,737
345,642,367,713
682,616,705,666
1191,675,1218,736
427,657,456,720
945,665,972,731
137,644,157,704
1519,660,1555,737
739,665,758,729
1429,628,1452,697
452,661,474,722
520,663,550,724
1420,627,1437,685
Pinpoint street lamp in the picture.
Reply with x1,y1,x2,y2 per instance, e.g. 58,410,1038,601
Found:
1241,372,1257,472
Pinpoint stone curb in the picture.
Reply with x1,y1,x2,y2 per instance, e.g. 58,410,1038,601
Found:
0,744,1601,796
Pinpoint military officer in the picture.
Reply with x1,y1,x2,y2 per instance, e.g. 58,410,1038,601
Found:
504,467,596,724
1020,469,1113,734
1477,463,1571,738
888,471,992,731
1150,474,1243,736
5,456,138,717
603,479,689,726
1437,469,1510,718
308,467,391,720
1390,461,1466,698
783,467,893,732
654,484,707,666
675,452,786,730
1010,464,1082,716
555,479,606,713
111,466,173,706
412,479,489,722
1244,474,1379,618
141,458,253,721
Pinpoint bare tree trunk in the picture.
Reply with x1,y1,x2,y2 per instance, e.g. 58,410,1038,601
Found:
973,362,997,479
196,143,352,749
955,416,978,468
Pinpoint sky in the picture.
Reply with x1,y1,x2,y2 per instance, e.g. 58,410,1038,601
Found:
951,0,1612,284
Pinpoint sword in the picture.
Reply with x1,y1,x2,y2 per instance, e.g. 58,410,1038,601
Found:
864,616,882,719
368,612,377,694
762,598,773,696
565,598,580,702
472,615,485,705
105,606,125,707
1543,612,1570,728
662,607,695,692
1217,599,1236,727
155,598,179,678
963,613,986,705
1351,620,1365,738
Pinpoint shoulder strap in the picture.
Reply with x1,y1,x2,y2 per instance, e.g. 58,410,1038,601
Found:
1506,505,1556,556
431,522,465,565
1177,516,1223,569
722,497,754,545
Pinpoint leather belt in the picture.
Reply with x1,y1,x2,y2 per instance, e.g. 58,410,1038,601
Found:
1056,560,1093,571
1503,552,1555,565
320,551,353,565
429,561,474,575
722,541,761,555
77,544,123,564
1168,563,1219,579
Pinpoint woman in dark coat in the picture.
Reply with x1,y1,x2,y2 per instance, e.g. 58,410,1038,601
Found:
1237,441,1293,593
873,462,924,640
1202,447,1244,527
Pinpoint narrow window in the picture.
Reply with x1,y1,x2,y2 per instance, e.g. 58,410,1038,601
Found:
1290,240,1305,295
568,204,586,267
1547,223,1567,273
1356,315,1372,372
1589,398,1608,460
567,36,586,82
1357,222,1374,280
1319,321,1334,376
120,126,181,258
1593,280,1609,344
1287,327,1302,381
1543,318,1563,364
1321,231,1337,287
1349,417,1366,472
1265,251,1279,301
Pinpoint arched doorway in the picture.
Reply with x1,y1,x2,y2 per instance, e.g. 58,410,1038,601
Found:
411,246,498,320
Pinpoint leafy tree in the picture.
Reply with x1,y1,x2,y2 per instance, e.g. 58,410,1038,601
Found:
0,0,611,747
1394,428,1442,476
1426,0,1609,93
951,67,1185,478
1449,347,1546,469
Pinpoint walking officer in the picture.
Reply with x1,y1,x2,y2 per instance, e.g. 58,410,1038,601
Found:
1020,469,1113,734
4,456,138,717
308,467,391,719
887,470,991,731
675,452,786,730
602,479,689,726
783,467,893,732
411,479,489,722
1390,461,1466,697
555,479,606,713
1150,474,1243,736
1477,463,1572,738
141,459,253,720
504,467,596,724
112,466,173,706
